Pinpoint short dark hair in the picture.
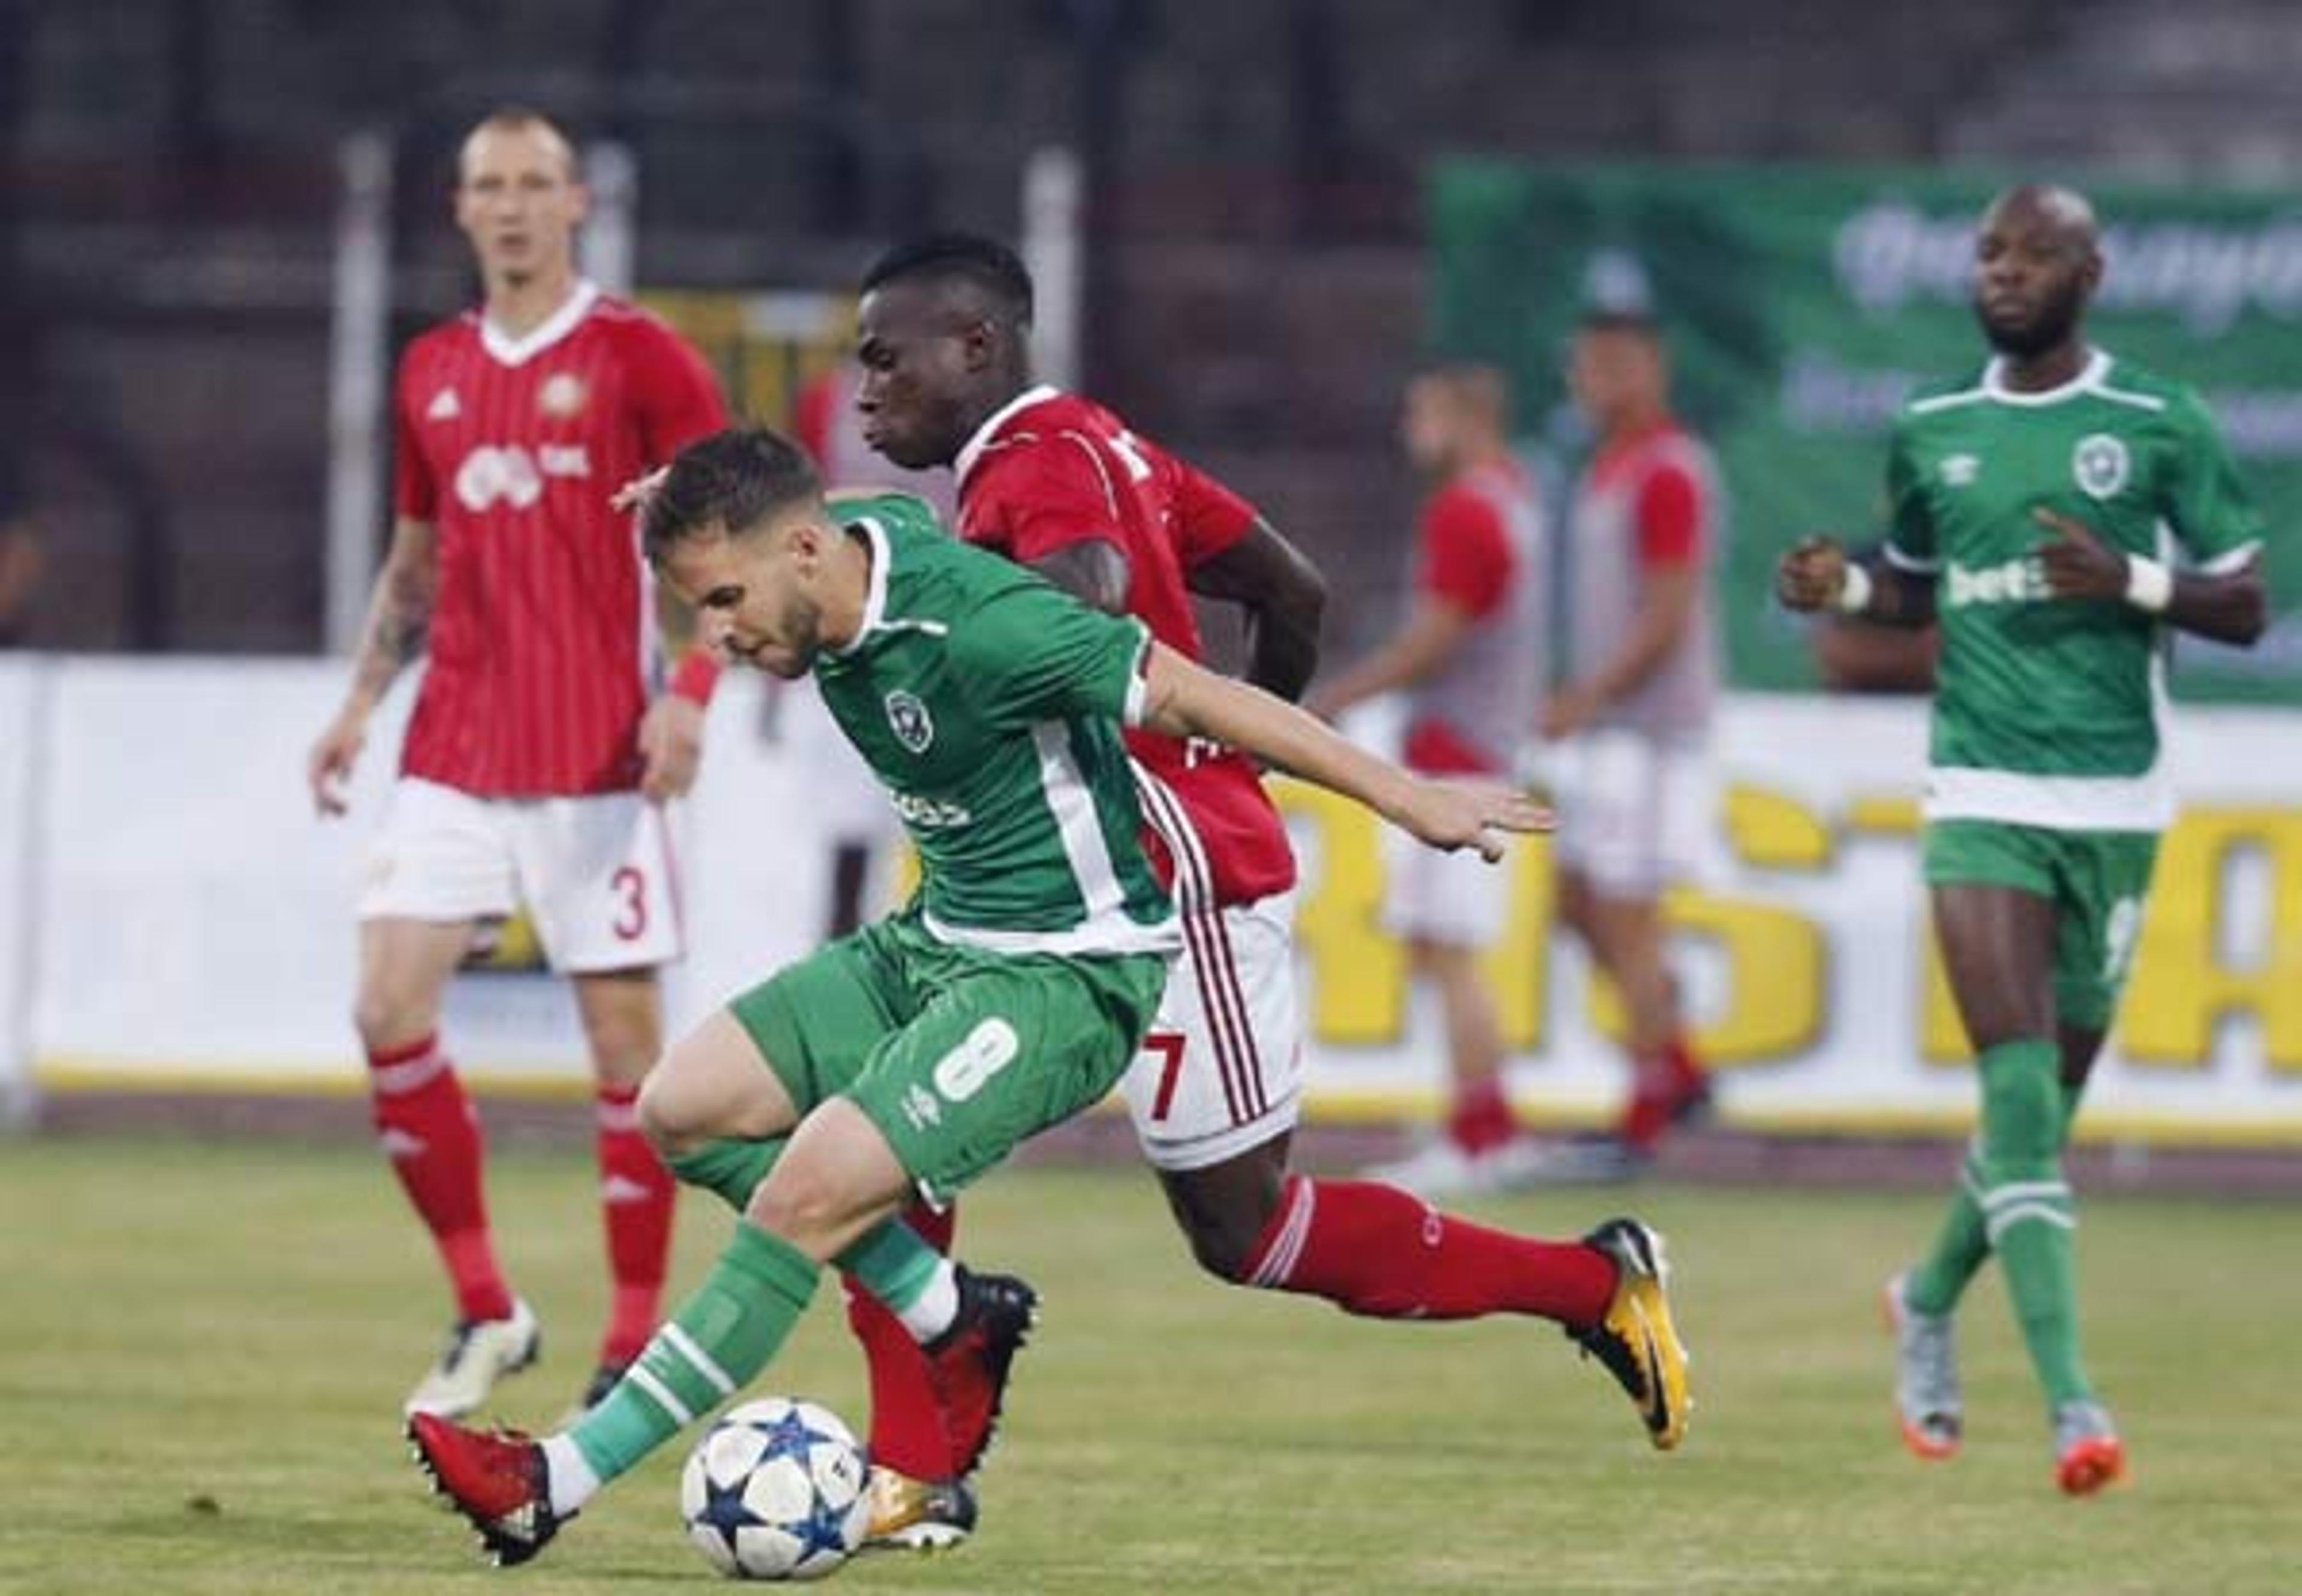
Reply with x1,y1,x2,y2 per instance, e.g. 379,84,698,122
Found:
640,427,821,565
860,233,1034,329
1576,306,1659,336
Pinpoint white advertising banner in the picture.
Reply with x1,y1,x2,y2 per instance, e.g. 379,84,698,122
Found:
1276,694,2302,1144
14,661,2302,1143
0,658,44,1123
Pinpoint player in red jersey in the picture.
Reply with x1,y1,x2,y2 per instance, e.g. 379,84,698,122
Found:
830,233,1691,1546
306,108,728,1420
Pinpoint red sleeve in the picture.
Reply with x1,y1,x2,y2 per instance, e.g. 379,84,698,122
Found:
972,437,1128,564
390,353,435,522
791,368,838,468
1634,460,1703,568
630,320,730,465
1417,485,1514,618
1168,455,1257,567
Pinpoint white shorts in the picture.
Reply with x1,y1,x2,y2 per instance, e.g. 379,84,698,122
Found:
1121,888,1303,1173
358,778,683,973
1381,829,1513,948
1550,728,1713,899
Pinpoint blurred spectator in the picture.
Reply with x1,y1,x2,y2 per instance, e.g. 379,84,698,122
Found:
0,514,39,649
1536,307,1720,1180
1309,366,1548,1196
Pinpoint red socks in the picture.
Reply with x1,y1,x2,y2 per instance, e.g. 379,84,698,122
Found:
365,1034,513,1323
1620,1035,1708,1152
1446,1074,1518,1154
594,1083,677,1368
846,1200,960,1479
1242,1173,1614,1327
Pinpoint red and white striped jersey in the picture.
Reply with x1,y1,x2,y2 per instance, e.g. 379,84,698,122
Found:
391,281,727,795
954,386,1297,907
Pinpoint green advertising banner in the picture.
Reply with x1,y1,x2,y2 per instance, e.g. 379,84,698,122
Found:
1429,161,2302,702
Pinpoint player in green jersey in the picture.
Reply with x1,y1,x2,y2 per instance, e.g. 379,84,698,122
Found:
1778,184,2268,1495
407,427,1555,1564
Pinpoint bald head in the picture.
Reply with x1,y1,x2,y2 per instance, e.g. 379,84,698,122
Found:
1973,182,2101,366
1983,183,2100,255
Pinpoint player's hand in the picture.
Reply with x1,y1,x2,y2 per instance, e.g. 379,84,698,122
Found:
2030,506,2129,600
1540,682,1601,742
307,707,367,818
638,693,707,802
1774,535,1848,613
1395,777,1554,862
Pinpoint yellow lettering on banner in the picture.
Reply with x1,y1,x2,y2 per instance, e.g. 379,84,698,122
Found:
1837,793,1970,1063
1478,838,1552,1050
1276,781,1555,1047
1581,889,1825,1061
1918,911,1973,1062
1273,783,1406,1044
2120,807,2302,1069
1722,784,1834,869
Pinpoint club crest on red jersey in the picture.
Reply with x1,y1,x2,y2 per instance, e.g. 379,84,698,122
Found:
538,371,589,418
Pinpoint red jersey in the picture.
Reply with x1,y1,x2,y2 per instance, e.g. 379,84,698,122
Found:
1402,460,1545,775
954,386,1296,906
391,282,727,795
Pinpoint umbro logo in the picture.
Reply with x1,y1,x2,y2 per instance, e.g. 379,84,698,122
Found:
426,388,462,422
1940,453,1979,487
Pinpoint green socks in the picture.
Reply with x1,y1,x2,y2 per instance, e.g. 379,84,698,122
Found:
570,1221,819,1481
1972,1037,2091,1410
1905,1065,2092,1319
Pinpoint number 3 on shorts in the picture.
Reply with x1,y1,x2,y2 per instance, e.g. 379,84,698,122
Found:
933,1017,1020,1103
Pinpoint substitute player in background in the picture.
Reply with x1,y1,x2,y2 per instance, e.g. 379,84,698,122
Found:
408,427,1575,1567
848,234,1691,1547
306,107,728,1419
1310,365,1547,1197
1777,183,2267,1494
1536,304,1721,1179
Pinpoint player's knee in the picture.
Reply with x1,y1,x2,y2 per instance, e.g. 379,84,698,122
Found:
634,1059,706,1157
745,1159,860,1260
351,992,426,1055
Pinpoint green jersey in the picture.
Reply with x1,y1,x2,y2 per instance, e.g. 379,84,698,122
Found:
1884,350,2263,831
812,493,1179,957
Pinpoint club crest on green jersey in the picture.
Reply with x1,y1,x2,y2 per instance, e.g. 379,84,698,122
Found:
2072,433,2130,500
884,689,934,752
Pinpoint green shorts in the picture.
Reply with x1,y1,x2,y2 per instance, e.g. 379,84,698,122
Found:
727,911,1169,1204
1923,818,2159,1030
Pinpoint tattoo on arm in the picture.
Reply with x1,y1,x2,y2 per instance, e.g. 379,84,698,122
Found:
349,525,437,705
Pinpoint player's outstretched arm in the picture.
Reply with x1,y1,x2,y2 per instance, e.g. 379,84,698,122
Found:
1775,535,1936,628
309,516,437,816
1135,642,1550,859
2030,507,2266,646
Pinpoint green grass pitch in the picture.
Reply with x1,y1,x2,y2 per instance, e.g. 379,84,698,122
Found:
2,1132,2297,1593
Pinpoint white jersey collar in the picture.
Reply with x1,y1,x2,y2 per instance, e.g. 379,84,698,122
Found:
955,383,1062,489
830,513,893,657
479,279,601,368
1981,346,2108,406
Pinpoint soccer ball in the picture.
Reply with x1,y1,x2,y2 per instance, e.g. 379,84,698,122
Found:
679,1398,872,1580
